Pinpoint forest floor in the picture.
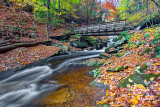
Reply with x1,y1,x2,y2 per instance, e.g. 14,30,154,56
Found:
0,8,75,71
0,8,107,71
0,8,68,42
95,25,160,106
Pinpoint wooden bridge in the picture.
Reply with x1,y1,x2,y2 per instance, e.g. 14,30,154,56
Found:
73,20,134,36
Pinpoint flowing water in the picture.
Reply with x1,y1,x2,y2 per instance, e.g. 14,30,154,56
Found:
0,49,106,107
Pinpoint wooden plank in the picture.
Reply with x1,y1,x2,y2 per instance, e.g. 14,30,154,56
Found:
80,31,123,36
76,29,128,34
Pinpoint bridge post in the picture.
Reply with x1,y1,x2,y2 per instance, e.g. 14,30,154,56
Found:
105,22,107,34
93,23,94,35
113,21,116,31
129,21,132,29
123,19,126,30
99,23,100,36
87,25,88,36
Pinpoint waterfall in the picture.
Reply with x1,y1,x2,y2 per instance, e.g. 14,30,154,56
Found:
135,26,141,30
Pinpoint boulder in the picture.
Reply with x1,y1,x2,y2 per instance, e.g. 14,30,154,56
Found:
123,51,132,56
118,73,160,88
114,37,127,48
113,36,118,42
70,40,89,48
107,43,115,48
70,35,106,49
106,66,128,72
89,80,109,90
89,68,101,78
105,48,110,53
83,59,104,67
100,53,111,59
107,48,119,54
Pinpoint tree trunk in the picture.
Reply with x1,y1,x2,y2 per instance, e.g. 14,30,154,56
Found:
46,0,50,41
58,0,61,20
90,0,95,21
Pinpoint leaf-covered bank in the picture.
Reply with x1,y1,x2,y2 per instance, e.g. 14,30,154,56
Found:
92,25,160,107
0,45,61,71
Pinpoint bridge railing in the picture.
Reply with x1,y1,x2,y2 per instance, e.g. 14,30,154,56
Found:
73,19,134,36
75,19,131,29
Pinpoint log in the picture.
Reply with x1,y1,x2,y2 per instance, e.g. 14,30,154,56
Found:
0,40,52,53
0,40,11,44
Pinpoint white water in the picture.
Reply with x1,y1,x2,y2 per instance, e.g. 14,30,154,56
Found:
135,26,141,30
0,49,104,107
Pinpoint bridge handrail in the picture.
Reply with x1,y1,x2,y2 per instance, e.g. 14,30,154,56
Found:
75,20,130,30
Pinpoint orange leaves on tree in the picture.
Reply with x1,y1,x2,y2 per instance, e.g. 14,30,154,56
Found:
103,1,116,11
102,0,118,20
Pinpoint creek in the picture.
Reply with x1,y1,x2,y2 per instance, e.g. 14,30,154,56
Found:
0,49,106,107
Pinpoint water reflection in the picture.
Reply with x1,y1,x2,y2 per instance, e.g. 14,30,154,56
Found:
36,65,105,107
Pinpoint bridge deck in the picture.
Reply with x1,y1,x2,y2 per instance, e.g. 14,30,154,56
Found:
73,20,134,36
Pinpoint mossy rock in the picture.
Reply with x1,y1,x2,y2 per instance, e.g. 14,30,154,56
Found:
70,34,89,48
107,44,114,48
106,61,113,64
114,37,127,48
135,41,143,47
107,49,119,54
106,68,115,71
113,37,118,42
118,73,160,88
115,52,124,57
123,51,132,56
113,35,123,42
89,80,109,90
94,42,103,50
70,40,89,48
100,53,110,59
87,36,97,45
143,62,152,67
117,47,123,50
106,66,128,72
53,44,69,53
105,48,110,53
83,59,104,67
89,68,101,78
97,104,110,107
140,48,152,56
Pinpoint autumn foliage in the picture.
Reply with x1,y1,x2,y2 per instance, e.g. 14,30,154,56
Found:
102,0,118,21
0,45,60,71
96,26,160,106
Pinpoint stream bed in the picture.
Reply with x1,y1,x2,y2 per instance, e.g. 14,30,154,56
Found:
0,49,106,107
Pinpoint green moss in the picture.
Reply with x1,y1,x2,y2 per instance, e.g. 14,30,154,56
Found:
118,73,160,88
140,47,152,56
115,52,124,57
84,59,104,67
89,68,101,78
98,104,110,107
100,53,110,59
106,66,128,72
